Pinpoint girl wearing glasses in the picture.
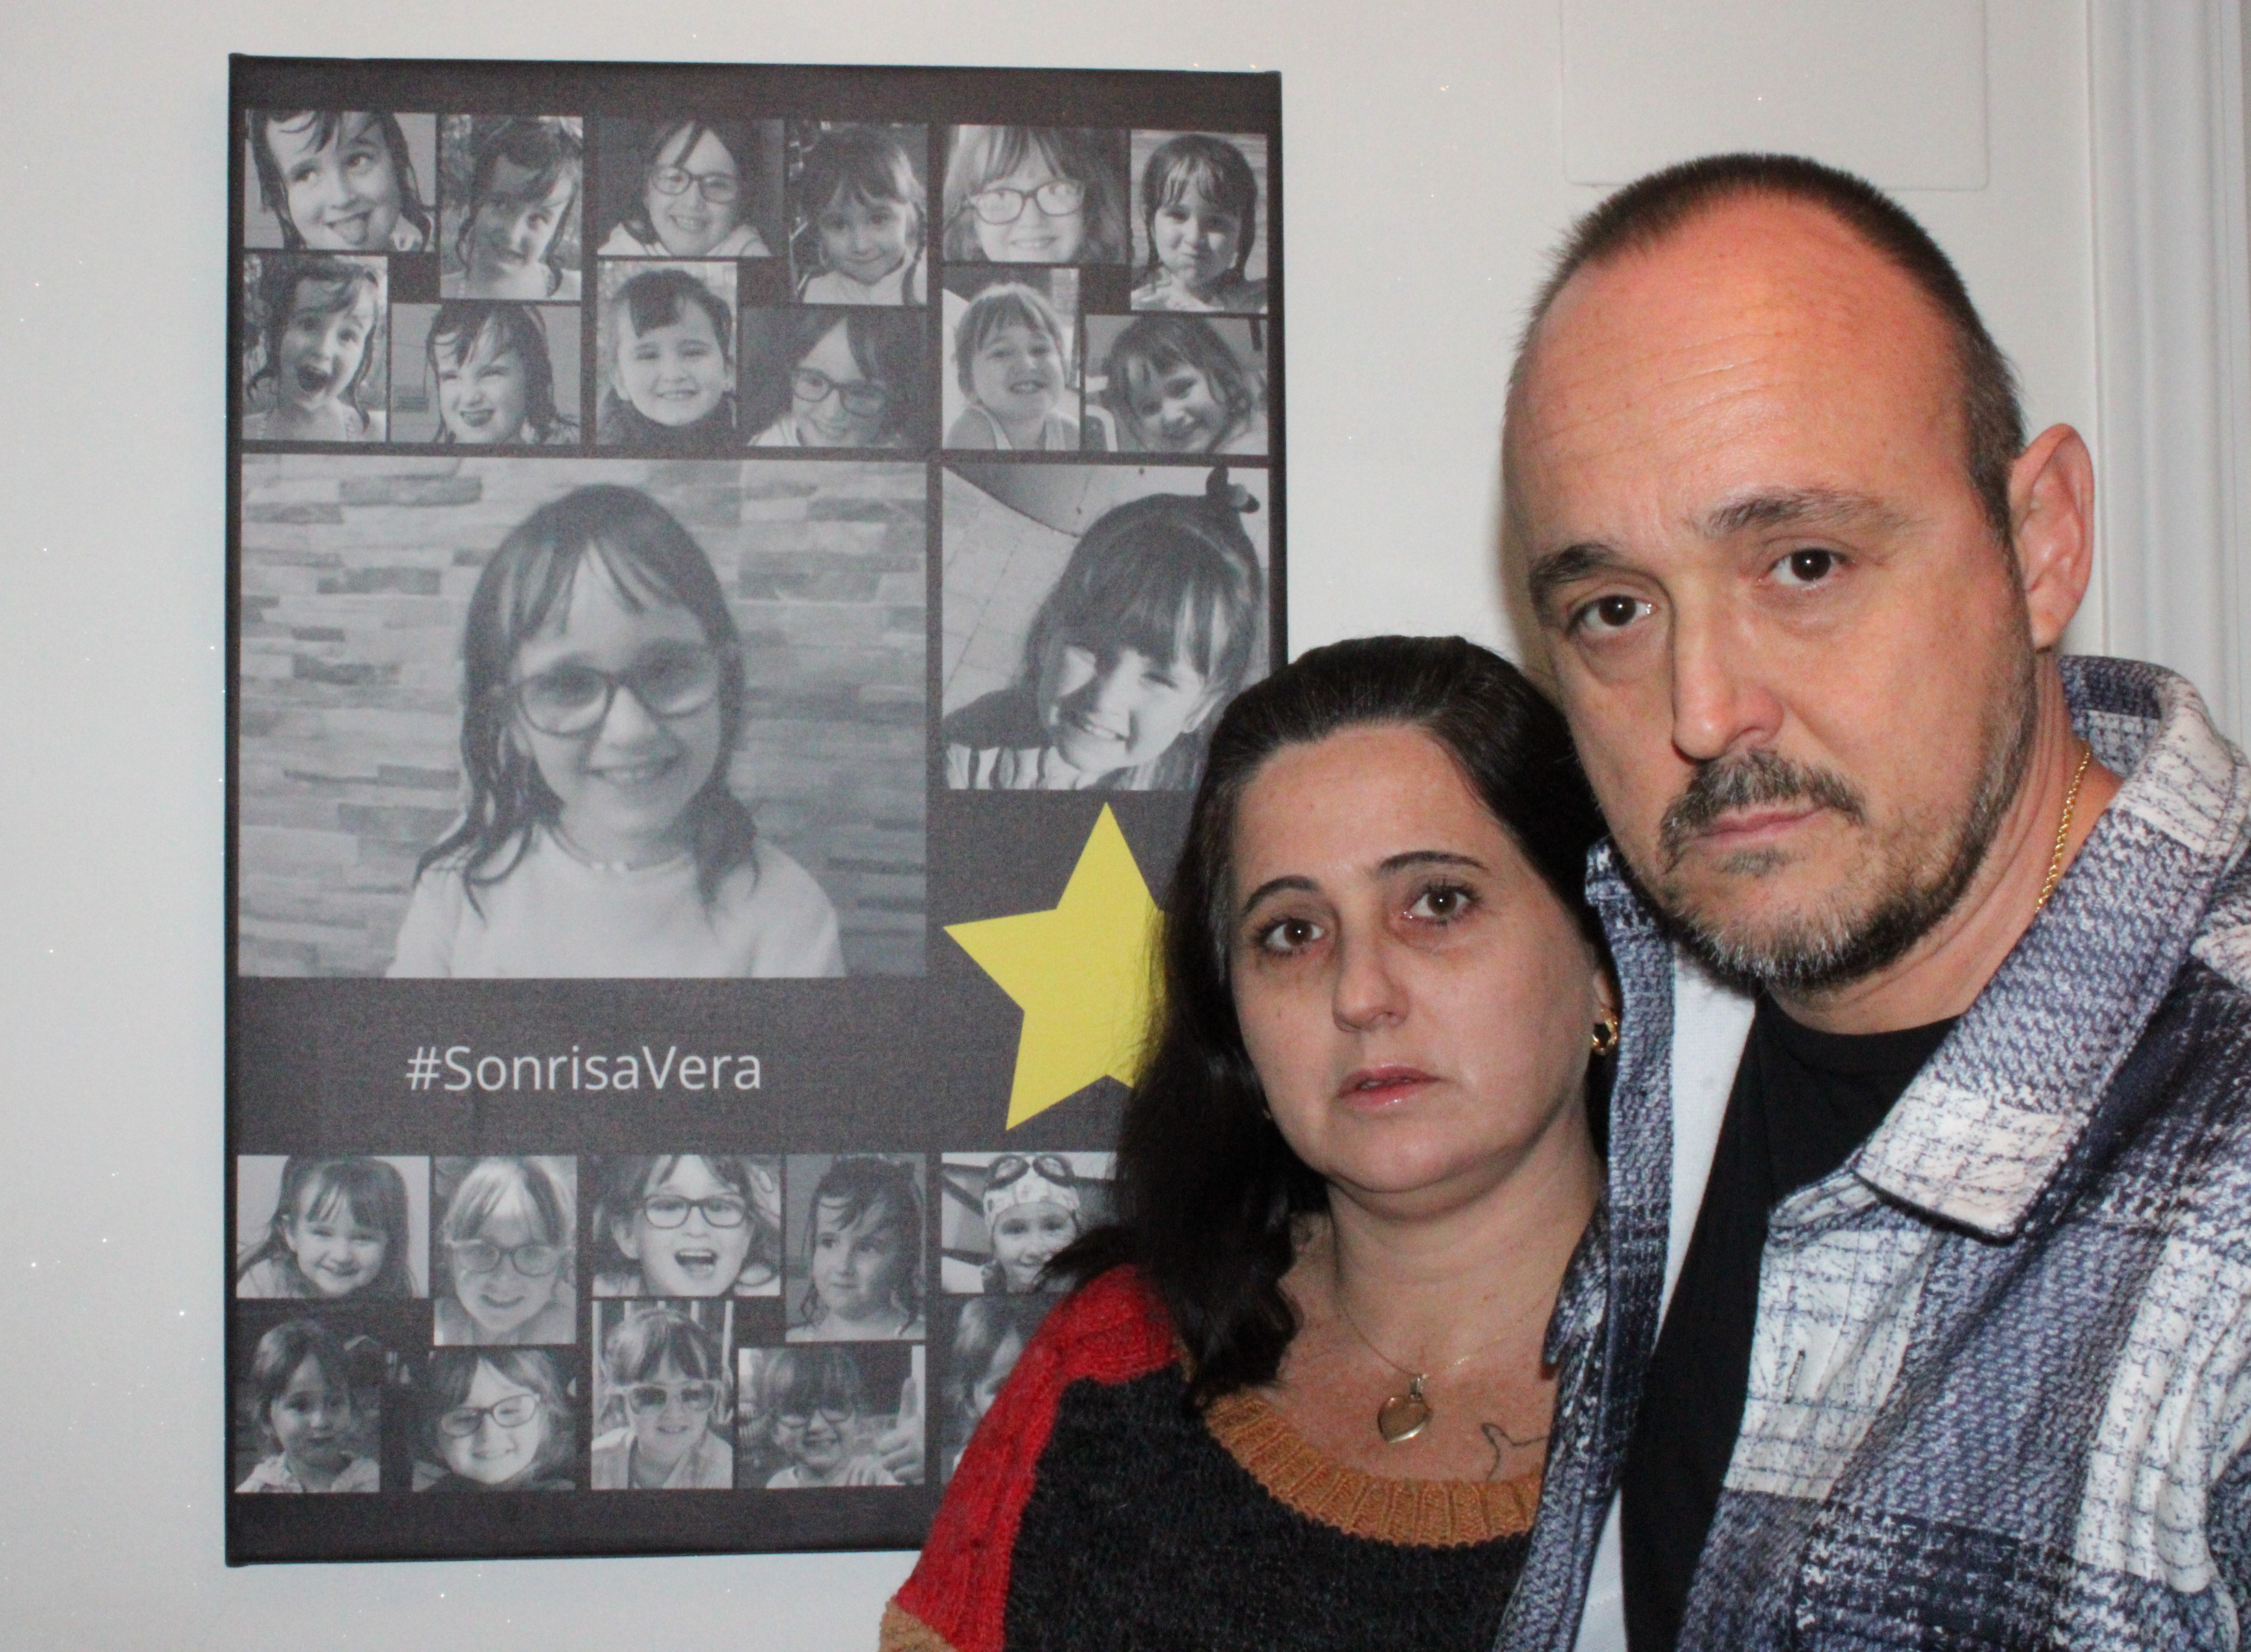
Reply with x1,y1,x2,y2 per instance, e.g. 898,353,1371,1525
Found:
592,1154,783,1298
591,1307,735,1489
433,1156,577,1347
601,119,770,260
416,1349,577,1491
752,1347,900,1488
388,483,844,978
940,127,1127,265
749,309,925,449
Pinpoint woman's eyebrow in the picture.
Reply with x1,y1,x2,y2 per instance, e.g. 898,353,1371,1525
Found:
1379,849,1486,875
1237,873,1315,915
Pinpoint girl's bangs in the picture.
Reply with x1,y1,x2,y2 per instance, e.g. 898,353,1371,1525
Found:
448,1161,564,1244
1075,537,1237,679
300,1175,365,1228
292,271,377,322
1154,153,1227,208
431,312,510,370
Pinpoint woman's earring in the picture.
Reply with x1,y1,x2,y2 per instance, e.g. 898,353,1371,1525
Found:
1590,1015,1621,1059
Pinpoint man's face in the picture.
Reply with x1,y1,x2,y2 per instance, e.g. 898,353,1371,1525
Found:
1507,196,2036,994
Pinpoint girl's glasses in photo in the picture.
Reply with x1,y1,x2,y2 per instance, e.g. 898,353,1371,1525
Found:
447,1238,566,1277
438,1392,542,1435
967,179,1084,225
791,367,893,419
777,1402,854,1428
647,165,739,204
638,1193,750,1228
507,643,723,736
624,1380,722,1414
987,1153,1073,1189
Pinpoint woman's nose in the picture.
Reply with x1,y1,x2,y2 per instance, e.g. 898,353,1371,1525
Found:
1332,932,1409,1031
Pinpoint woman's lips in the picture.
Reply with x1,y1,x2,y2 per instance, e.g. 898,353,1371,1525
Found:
1338,1065,1438,1108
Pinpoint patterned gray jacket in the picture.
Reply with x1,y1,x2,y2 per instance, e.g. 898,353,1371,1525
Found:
1495,656,2251,1650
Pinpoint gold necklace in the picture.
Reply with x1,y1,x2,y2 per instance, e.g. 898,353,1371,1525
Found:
1333,1289,1525,1445
2033,741,2094,914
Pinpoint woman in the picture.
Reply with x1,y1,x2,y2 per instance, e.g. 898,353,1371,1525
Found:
887,635,1618,1651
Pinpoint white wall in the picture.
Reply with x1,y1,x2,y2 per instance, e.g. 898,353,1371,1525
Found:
0,2,2095,1647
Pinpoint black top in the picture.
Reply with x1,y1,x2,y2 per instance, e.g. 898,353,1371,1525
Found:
1619,994,1955,1651
1005,1366,1531,1652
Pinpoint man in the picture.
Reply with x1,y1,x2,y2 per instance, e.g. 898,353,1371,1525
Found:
1494,153,2251,1650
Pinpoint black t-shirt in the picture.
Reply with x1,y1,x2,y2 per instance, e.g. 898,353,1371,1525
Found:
1619,994,1956,1651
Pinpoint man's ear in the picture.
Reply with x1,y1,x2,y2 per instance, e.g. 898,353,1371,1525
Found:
2007,423,2095,651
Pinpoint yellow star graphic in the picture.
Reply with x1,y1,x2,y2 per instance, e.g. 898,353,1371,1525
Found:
945,805,1161,1128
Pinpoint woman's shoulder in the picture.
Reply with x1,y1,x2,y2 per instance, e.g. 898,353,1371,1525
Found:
1021,1266,1174,1383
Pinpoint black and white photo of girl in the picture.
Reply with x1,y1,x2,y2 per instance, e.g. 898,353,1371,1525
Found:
245,110,436,252
741,308,930,450
235,455,925,979
389,302,581,446
787,123,927,305
941,267,1080,452
233,1314,391,1493
1127,131,1269,314
934,1294,1051,1483
591,1301,736,1489
240,254,386,442
737,1343,922,1489
940,127,1129,266
431,1156,576,1347
939,1152,1113,1294
236,1155,428,1300
940,463,1268,791
595,117,783,261
590,1155,783,1298
596,262,739,451
1083,314,1267,457
439,116,584,301
409,1348,578,1491
785,1154,926,1343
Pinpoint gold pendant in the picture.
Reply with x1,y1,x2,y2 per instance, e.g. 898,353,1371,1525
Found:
1377,1374,1431,1444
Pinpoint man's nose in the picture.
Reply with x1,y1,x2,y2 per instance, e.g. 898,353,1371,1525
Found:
1668,596,1782,763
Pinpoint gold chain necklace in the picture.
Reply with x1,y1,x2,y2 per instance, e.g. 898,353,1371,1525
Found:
2033,741,2094,914
1333,1288,1527,1445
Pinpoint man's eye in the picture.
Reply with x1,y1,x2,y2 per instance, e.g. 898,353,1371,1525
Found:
1576,594,1649,633
1774,548,1841,587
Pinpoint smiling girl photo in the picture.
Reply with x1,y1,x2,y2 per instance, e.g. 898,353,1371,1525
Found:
388,301,580,446
597,117,778,260
591,1154,783,1299
595,265,738,452
431,1156,576,1347
236,1155,425,1299
743,308,927,449
790,123,926,305
941,126,1127,265
786,1154,926,1343
412,1349,577,1491
940,1153,1113,1295
240,255,387,442
1128,132,1268,314
591,1303,736,1490
942,273,1079,451
440,116,584,301
246,110,435,252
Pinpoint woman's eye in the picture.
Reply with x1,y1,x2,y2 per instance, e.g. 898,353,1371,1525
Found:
1774,548,1841,588
1406,883,1474,923
1255,916,1323,955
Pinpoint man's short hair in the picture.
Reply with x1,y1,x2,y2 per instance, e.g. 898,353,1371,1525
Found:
1512,153,2025,546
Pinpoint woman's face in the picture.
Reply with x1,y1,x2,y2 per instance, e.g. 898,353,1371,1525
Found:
276,283,375,412
809,1196,908,1324
449,1205,564,1340
439,1361,548,1485
509,560,725,866
617,1156,754,1296
818,189,912,286
269,1357,353,1476
433,322,529,444
969,1331,1025,1423
623,1355,717,1471
988,1199,1077,1290
283,1186,388,1297
469,157,575,290
267,112,404,252
1228,724,1610,1216
967,320,1062,425
971,148,1085,262
790,321,890,447
1152,182,1243,295
1122,359,1229,453
643,126,744,258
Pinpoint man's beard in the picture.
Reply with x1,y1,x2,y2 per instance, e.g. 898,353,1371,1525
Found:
1645,657,2038,998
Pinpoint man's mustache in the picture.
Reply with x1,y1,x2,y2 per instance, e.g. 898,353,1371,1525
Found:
1657,750,1867,867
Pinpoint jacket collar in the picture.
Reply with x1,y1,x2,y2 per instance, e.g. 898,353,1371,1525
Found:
1590,656,2251,1240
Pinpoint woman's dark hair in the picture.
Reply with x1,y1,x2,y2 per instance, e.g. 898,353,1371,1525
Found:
1056,635,1611,1408
414,484,756,910
249,110,435,251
